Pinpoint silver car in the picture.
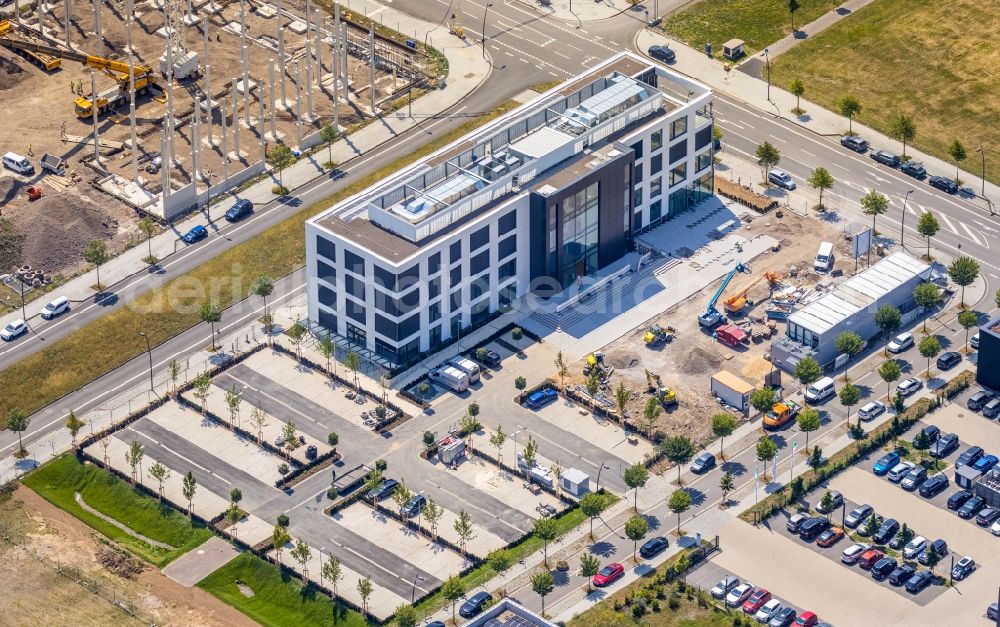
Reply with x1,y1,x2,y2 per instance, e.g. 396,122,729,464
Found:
711,575,740,599
896,377,923,397
858,401,885,421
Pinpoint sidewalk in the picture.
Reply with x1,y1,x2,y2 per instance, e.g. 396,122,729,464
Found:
0,7,490,328
760,0,877,59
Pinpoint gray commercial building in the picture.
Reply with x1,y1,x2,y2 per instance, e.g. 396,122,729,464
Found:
975,314,1000,390
771,252,932,370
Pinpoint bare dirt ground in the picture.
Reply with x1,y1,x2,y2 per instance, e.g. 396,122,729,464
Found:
564,208,848,448
0,485,254,627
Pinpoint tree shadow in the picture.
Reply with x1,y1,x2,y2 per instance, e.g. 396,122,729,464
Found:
684,487,707,507
551,569,571,587
589,541,617,558
722,460,746,477
643,514,661,532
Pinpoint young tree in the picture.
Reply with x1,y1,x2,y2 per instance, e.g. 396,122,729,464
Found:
321,556,343,597
291,539,312,579
489,424,507,465
948,138,967,180
888,113,917,158
860,189,889,260
317,333,336,376
395,605,418,627
550,460,565,498
580,553,601,592
487,548,512,573
199,302,222,351
282,420,297,457
249,404,268,445
514,376,527,400
820,490,835,513
125,439,144,484
83,238,109,290
287,320,307,360
182,471,197,517
585,369,600,398
511,326,523,342
913,282,942,331
392,480,414,520
580,491,607,540
838,95,862,133
795,356,822,385
624,515,649,561
614,381,630,420
531,570,555,615
834,331,864,361
345,350,361,391
148,460,170,500
917,211,940,259
864,513,882,538
320,123,338,168
225,504,242,539
272,523,292,566
788,0,800,32
755,141,781,182
423,499,443,540
790,77,805,112
948,256,980,308
356,576,374,616
522,435,539,469
454,510,476,555
796,407,821,450
750,387,777,416
554,351,568,390
913,429,932,463
661,435,696,484
230,487,243,508
533,517,559,567
668,489,692,534
224,384,243,427
808,167,834,210
64,410,85,446
138,216,158,264
266,144,295,190
442,576,466,625
874,304,902,354
251,274,274,317
711,412,738,459
641,395,662,438
168,358,181,398
192,372,212,413
918,335,942,378
719,471,735,505
839,382,861,427
878,360,902,402
623,463,649,511
959,309,979,352
808,445,824,468
755,436,779,479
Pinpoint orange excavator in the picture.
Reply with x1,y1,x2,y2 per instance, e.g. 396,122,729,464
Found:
723,271,782,314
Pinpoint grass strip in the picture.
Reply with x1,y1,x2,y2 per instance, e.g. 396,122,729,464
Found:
22,454,212,567
0,100,521,423
197,552,372,627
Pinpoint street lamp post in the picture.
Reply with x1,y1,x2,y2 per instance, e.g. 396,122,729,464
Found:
595,461,611,493
977,145,987,197
763,48,771,102
481,3,493,60
410,574,424,603
900,189,914,250
19,279,26,322
139,331,154,392
511,430,520,475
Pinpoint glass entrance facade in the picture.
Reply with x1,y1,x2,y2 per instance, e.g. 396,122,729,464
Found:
558,182,600,288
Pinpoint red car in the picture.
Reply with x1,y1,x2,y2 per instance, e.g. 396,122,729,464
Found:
741,588,772,614
592,563,625,587
858,548,884,570
794,611,818,626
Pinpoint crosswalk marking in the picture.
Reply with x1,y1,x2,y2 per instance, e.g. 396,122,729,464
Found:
960,222,983,246
938,212,958,234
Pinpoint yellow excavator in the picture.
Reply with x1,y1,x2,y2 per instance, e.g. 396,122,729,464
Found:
644,369,677,406
0,36,158,118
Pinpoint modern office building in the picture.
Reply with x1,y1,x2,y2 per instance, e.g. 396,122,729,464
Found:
974,314,1000,390
305,52,714,369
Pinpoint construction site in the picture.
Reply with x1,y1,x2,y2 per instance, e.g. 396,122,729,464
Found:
0,0,434,281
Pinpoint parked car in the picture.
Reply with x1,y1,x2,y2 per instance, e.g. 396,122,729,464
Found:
844,504,873,529
870,149,900,167
224,198,253,222
918,539,948,565
39,296,70,320
897,377,923,397
912,424,940,446
755,598,783,623
647,44,676,63
305,444,317,460
905,570,934,593
975,507,1000,527
402,494,426,518
458,591,493,618
786,513,810,533
889,563,917,586
274,434,286,447
958,495,985,519
367,478,398,501
793,611,818,627
948,490,973,510
691,451,716,473
181,224,208,243
902,536,927,559
639,536,669,559
858,401,885,422
593,563,625,587
476,348,502,368
871,556,898,580
711,575,740,599
972,454,999,472
900,161,926,178
919,474,949,498
815,490,843,513
929,175,959,193
992,520,1000,536
956,445,984,468
726,582,756,607
0,319,27,341
816,526,844,548
887,332,914,353
840,135,869,152
983,398,1000,418
989,603,999,621
936,351,961,370
769,607,797,627
873,519,900,545
951,556,976,580
888,461,916,483
858,548,884,569
967,392,993,412
841,542,870,564
768,169,797,190
426,622,446,627
524,387,558,409
873,451,901,475
742,588,772,614
798,516,830,540
929,433,959,458
971,333,980,350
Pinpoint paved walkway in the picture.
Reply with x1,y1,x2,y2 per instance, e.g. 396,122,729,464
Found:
162,536,241,586
752,0,879,60
75,490,174,549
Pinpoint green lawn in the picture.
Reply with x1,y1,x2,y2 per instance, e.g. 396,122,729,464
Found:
0,100,521,423
664,0,843,59
770,0,1000,185
197,552,373,627
22,455,212,567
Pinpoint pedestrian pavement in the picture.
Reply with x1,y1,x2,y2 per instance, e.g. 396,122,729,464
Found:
760,0,878,59
162,536,242,586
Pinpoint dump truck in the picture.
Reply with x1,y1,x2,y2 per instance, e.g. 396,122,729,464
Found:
763,399,801,430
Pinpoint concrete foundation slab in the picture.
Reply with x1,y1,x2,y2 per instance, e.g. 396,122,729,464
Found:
162,536,240,586
286,19,306,34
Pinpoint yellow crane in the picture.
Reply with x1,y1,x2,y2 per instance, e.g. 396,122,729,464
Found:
0,20,61,70
723,271,782,314
0,36,158,117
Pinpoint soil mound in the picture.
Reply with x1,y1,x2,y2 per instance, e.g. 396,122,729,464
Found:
8,195,118,274
678,345,723,375
0,55,26,90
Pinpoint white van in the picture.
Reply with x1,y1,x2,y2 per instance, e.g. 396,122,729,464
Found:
804,376,836,403
40,296,70,319
448,355,481,384
2,152,35,176
814,241,834,273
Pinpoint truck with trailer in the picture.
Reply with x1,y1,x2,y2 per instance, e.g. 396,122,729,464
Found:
430,366,470,393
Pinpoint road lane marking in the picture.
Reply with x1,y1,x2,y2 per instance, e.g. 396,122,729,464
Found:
938,212,959,234
960,222,983,246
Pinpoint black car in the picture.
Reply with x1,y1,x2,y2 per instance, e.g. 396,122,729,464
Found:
426,622,446,627
770,607,796,627
639,536,669,559
459,591,493,618
844,504,874,529
888,563,917,586
870,149,900,167
690,451,716,474
929,175,959,193
224,198,253,222
647,44,676,63
799,516,831,540
989,603,998,621
305,444,318,460
367,478,398,501
476,348,502,368
905,570,934,594
840,135,869,152
947,490,973,510
929,433,959,458
912,424,940,446
919,474,949,498
873,518,900,544
871,556,898,580
975,507,1000,526
984,398,1000,418
918,539,948,565
900,161,926,178
956,446,984,468
402,494,427,518
967,392,993,412
957,495,985,519
936,351,961,370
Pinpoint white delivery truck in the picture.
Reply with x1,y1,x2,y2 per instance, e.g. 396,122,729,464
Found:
448,355,481,383
430,366,470,393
